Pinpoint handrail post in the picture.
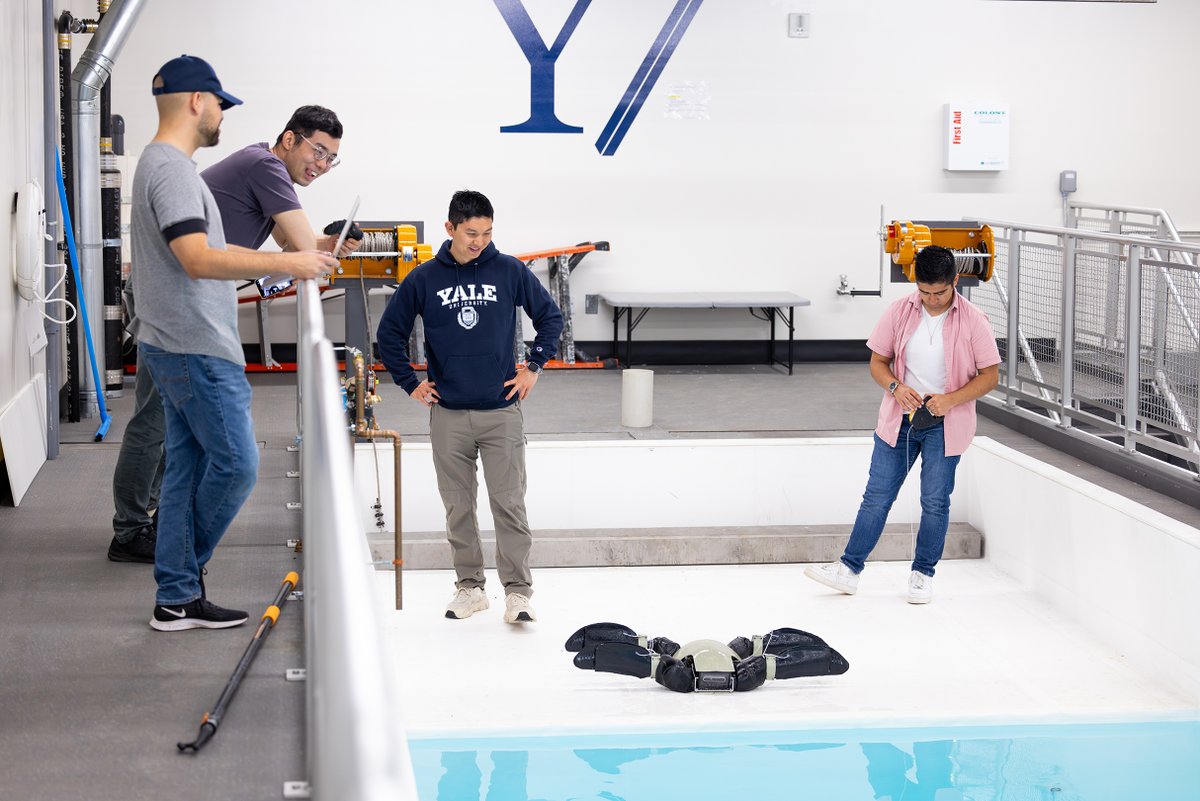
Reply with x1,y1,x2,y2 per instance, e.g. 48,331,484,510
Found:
1123,245,1143,453
1005,226,1021,407
1059,232,1076,429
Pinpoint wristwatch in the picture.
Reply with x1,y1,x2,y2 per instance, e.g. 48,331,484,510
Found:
526,361,543,374
887,380,899,395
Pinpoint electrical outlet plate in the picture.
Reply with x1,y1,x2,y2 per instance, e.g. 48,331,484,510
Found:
283,781,311,799
788,13,810,38
585,294,599,314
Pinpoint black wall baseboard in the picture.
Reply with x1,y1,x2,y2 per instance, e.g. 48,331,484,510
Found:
235,340,873,368
574,340,872,365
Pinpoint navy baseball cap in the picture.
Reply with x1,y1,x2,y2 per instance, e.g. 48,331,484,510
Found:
151,55,243,110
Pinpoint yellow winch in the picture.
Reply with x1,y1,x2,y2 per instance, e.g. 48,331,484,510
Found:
883,220,995,282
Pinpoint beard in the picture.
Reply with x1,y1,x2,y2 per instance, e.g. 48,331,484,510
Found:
198,120,221,148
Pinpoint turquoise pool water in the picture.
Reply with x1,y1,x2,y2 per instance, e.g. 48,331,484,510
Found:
409,721,1200,801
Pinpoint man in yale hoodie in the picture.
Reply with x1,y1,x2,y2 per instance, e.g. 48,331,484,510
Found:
377,190,563,624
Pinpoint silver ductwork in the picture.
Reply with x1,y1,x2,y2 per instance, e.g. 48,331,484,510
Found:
71,0,145,417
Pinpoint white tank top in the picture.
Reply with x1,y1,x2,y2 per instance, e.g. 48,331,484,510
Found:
904,307,947,396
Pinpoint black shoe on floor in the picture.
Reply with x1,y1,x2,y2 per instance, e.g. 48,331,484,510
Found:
149,598,249,632
107,525,157,564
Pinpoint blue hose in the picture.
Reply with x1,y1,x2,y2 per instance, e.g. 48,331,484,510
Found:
54,150,112,442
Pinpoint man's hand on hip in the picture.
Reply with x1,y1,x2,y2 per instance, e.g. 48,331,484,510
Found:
504,366,539,401
410,380,440,407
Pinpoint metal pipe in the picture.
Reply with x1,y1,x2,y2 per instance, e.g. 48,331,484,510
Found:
55,150,112,441
354,352,367,427
298,321,417,799
972,217,1200,255
359,428,403,611
352,353,403,610
43,0,61,457
71,0,146,416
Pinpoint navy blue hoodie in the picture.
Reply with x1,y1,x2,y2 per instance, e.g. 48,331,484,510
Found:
377,240,564,410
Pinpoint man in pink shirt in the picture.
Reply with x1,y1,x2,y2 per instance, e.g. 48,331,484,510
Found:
806,246,1000,603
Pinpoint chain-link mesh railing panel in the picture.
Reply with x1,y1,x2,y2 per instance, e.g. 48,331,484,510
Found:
971,239,1007,343
1071,248,1127,417
1016,242,1064,391
1138,258,1200,437
976,216,1200,478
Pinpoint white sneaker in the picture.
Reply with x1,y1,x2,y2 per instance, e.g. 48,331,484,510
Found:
503,593,537,624
907,571,933,604
804,561,860,595
445,586,489,619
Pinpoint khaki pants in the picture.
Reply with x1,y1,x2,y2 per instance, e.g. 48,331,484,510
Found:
429,403,533,597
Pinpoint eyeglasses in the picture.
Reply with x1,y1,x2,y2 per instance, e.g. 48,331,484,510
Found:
298,133,341,168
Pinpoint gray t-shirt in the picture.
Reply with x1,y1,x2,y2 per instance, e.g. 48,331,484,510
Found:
129,142,244,366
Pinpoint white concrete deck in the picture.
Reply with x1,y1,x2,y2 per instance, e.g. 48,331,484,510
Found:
376,561,1197,740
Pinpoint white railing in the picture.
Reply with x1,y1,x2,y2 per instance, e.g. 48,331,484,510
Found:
967,219,1200,481
296,279,418,800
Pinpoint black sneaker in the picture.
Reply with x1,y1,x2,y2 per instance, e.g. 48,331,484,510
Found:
107,525,157,564
149,598,249,631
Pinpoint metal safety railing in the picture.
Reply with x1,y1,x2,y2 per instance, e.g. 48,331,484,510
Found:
966,218,1200,482
1068,201,1193,257
296,279,418,800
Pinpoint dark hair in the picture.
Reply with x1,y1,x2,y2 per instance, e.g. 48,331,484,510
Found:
914,245,957,285
448,190,494,226
275,105,343,145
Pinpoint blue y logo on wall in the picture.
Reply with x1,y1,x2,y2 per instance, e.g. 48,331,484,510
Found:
493,0,705,156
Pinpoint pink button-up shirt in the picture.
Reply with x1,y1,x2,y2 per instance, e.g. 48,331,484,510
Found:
866,290,1001,457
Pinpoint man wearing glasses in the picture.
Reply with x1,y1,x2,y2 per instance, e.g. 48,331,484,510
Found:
201,104,359,256
107,105,357,567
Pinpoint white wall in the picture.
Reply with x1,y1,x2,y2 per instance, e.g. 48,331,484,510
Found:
101,0,1200,345
0,0,50,492
962,438,1200,707
354,436,957,532
5,0,1200,469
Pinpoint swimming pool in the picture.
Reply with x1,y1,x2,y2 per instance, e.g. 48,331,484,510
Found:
409,720,1200,801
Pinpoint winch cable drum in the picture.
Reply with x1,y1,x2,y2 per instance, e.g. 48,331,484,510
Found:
354,228,423,262
883,220,995,283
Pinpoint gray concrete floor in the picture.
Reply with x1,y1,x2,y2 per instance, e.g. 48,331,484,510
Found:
1,362,1197,800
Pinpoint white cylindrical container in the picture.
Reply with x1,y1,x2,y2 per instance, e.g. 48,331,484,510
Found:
621,369,654,428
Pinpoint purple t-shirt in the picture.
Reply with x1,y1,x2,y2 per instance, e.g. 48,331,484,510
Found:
200,143,301,249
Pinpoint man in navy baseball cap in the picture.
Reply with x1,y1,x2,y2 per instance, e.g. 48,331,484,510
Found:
151,54,242,110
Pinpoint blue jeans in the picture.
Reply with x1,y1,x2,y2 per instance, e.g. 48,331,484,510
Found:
139,344,258,605
111,356,165,540
841,418,960,577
